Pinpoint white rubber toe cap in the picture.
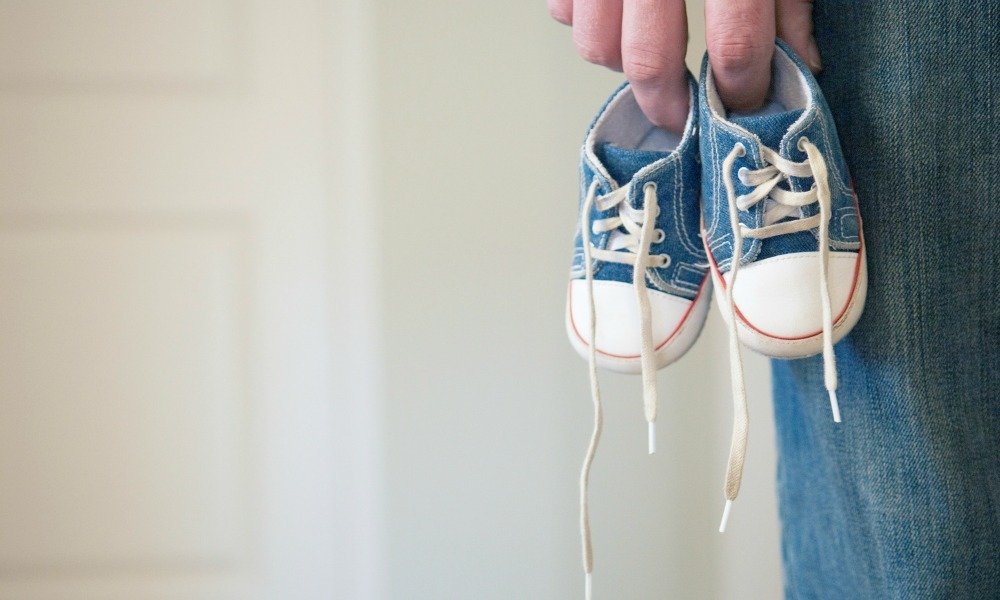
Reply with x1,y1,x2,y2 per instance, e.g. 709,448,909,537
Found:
714,250,867,357
566,278,710,374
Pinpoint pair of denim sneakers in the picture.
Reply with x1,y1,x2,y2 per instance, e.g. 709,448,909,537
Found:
567,40,867,596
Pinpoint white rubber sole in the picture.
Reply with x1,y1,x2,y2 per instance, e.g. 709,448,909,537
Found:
707,245,868,359
565,276,713,374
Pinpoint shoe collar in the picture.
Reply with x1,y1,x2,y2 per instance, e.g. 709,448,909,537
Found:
702,40,818,156
583,76,699,192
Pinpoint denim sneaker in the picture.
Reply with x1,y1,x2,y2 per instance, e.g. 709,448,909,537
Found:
565,78,710,597
699,40,867,531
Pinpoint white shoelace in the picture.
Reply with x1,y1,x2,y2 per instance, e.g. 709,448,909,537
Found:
718,137,840,533
579,179,667,598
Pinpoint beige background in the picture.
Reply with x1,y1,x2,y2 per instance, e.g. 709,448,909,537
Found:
376,1,781,598
0,1,780,598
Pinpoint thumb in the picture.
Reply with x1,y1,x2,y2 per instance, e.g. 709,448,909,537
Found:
777,0,821,73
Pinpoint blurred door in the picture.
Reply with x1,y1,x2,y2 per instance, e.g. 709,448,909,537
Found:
0,1,373,598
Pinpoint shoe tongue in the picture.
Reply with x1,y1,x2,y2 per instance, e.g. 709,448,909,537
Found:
728,107,804,150
595,143,670,185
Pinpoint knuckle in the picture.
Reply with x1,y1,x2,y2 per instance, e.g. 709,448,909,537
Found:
708,17,771,74
622,46,674,84
575,37,620,67
710,35,769,74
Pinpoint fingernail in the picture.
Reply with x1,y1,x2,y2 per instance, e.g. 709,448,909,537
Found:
806,43,823,73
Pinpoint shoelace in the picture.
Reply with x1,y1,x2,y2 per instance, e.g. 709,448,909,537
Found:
718,137,840,533
579,179,667,599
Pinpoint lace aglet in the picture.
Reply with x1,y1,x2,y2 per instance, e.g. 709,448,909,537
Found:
828,388,841,423
647,421,656,455
585,572,592,600
719,500,733,533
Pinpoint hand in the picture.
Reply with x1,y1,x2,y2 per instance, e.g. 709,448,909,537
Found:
548,0,822,132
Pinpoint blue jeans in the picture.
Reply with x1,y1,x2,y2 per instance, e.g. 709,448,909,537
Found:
772,2,1000,598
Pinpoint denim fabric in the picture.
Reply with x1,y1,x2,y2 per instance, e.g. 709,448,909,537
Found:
570,82,707,299
698,40,861,272
773,3,1000,598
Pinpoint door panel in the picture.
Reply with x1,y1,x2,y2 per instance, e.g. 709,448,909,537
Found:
0,2,375,598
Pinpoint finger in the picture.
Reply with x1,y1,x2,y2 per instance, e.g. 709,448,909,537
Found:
705,0,775,112
777,0,821,72
573,0,624,71
621,0,690,132
548,0,573,25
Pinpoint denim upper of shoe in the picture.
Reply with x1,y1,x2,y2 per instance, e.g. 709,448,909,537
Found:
699,38,862,272
570,79,708,300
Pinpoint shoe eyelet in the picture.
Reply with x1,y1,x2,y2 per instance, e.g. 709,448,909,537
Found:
734,142,746,157
737,167,750,185
797,136,810,152
657,254,671,268
643,182,657,194
654,229,666,244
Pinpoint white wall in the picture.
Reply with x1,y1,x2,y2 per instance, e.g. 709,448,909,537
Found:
371,1,782,599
